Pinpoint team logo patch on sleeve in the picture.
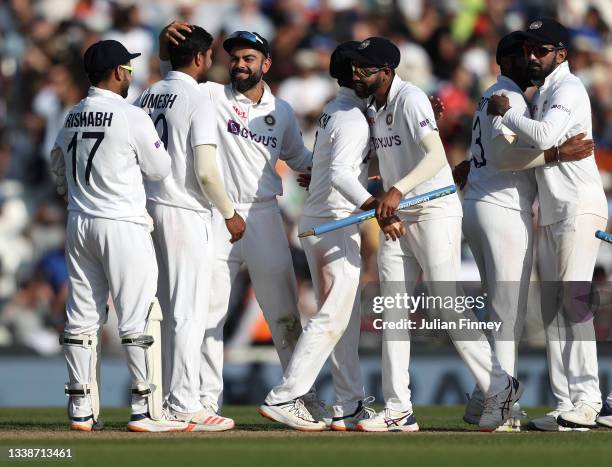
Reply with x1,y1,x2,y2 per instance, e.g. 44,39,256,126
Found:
419,118,431,127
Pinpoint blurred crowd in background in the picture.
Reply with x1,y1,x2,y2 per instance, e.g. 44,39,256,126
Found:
1,0,612,358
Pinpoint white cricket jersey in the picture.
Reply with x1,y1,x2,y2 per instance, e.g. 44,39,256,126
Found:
52,87,171,225
366,75,461,221
503,61,607,226
139,71,217,212
464,76,536,212
200,81,312,204
302,87,371,219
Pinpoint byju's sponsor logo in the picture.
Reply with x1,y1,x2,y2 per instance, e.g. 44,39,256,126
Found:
226,119,277,148
370,135,402,149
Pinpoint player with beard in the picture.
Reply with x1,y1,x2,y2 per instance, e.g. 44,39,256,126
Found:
345,37,523,432
488,18,607,430
158,23,332,423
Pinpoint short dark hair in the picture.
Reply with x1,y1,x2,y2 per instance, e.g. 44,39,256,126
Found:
87,68,114,86
169,25,213,69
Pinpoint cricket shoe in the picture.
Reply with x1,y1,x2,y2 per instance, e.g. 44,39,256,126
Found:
69,414,104,432
170,407,235,432
530,410,581,432
259,398,326,431
127,409,189,432
302,393,332,428
330,397,377,431
356,407,419,432
462,389,484,425
596,401,612,428
495,403,527,432
557,402,600,429
479,376,523,432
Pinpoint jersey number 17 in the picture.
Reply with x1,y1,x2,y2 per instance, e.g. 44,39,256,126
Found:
68,131,105,186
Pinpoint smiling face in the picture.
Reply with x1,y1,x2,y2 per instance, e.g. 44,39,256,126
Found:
229,46,271,93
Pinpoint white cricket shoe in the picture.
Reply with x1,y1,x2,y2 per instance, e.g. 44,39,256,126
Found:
596,401,612,428
463,389,484,425
495,403,527,432
302,393,332,428
479,376,523,432
127,409,189,433
170,407,235,432
259,399,326,432
330,398,377,431
557,402,600,429
530,410,577,432
356,407,419,432
69,415,104,432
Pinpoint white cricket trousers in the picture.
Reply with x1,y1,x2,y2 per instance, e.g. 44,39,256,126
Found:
463,200,534,377
265,216,365,415
148,202,213,413
64,212,157,415
538,214,606,408
200,200,303,411
378,215,509,412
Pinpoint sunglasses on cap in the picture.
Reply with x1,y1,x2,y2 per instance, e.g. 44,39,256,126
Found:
119,64,134,75
523,43,564,59
228,31,265,46
351,64,386,78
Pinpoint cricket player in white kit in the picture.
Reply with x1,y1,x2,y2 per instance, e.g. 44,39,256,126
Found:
488,18,608,429
260,41,395,431
140,26,245,431
461,32,596,431
158,24,325,419
51,40,187,432
344,37,523,432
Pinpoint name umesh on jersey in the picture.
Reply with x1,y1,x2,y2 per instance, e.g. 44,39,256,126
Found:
139,93,178,110
64,111,113,128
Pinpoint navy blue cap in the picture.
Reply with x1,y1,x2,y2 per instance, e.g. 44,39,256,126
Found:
343,37,401,69
519,18,570,48
83,40,140,73
223,31,271,57
329,41,359,82
496,31,525,65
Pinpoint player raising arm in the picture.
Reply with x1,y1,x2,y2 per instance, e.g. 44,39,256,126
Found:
50,40,187,432
139,26,244,432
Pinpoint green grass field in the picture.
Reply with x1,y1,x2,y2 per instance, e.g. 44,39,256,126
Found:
0,406,610,467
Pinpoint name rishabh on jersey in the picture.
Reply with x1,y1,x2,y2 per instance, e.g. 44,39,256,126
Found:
302,87,371,219
53,86,170,225
366,75,461,221
464,75,536,213
139,71,217,212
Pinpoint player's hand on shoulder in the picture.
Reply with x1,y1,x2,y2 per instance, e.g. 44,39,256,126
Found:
429,95,445,122
159,21,192,60
225,211,246,244
376,187,402,220
487,94,510,117
452,160,471,190
378,215,406,242
556,132,594,162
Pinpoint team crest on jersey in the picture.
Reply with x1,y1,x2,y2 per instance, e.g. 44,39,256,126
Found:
529,20,542,29
386,113,393,126
264,114,276,126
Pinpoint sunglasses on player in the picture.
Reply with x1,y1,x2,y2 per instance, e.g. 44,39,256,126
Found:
352,64,387,78
119,64,134,75
523,43,564,59
228,31,265,46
